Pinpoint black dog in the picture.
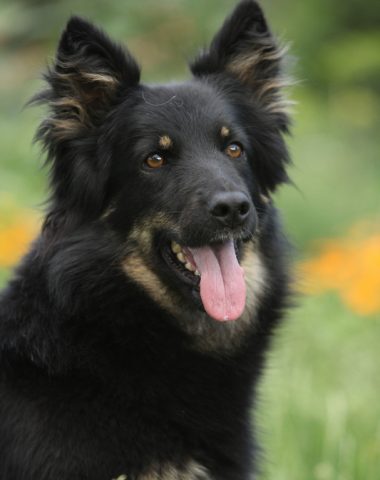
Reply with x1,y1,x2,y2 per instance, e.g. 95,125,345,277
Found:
0,1,293,479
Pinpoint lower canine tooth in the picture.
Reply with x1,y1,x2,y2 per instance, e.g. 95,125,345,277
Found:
195,270,200,276
177,252,186,263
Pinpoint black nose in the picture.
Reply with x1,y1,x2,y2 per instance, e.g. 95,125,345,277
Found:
209,192,251,228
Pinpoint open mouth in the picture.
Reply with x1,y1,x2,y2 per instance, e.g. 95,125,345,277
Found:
163,241,201,285
161,239,246,322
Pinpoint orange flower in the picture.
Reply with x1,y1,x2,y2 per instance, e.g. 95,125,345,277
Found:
300,226,380,316
0,215,39,267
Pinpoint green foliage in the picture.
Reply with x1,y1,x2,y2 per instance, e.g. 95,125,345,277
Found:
258,294,380,480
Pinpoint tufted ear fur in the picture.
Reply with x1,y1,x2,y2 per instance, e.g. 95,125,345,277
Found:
190,0,292,132
190,0,293,193
32,16,140,223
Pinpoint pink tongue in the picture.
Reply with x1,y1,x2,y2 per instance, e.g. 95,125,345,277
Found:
188,240,246,322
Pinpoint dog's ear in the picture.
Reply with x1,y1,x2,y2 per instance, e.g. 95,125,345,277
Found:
32,17,140,221
36,16,140,141
190,0,292,193
190,0,291,130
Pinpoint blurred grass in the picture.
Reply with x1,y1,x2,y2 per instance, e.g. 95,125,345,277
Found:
259,294,380,480
0,0,379,478
278,87,380,250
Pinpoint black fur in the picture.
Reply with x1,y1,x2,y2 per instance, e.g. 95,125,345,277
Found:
0,2,293,479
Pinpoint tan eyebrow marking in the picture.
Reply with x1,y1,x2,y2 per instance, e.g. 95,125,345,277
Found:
159,135,173,149
220,126,230,137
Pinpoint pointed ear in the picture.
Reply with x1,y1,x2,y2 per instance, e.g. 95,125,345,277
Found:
190,0,291,129
34,16,140,143
31,17,140,222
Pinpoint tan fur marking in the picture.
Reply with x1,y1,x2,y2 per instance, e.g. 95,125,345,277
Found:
159,135,173,150
51,98,88,122
138,460,210,479
53,59,120,88
44,64,121,142
122,213,181,315
228,44,288,79
227,51,262,84
48,118,84,140
256,77,293,99
128,213,179,254
101,204,117,221
220,126,230,137
122,217,266,353
81,72,119,86
266,98,296,115
226,42,294,115
240,243,267,323
51,64,114,84
123,253,178,317
260,193,271,204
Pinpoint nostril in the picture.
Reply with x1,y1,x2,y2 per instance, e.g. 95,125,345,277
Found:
211,202,230,218
239,201,250,216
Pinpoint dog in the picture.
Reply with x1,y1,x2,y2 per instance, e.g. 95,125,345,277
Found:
0,1,293,478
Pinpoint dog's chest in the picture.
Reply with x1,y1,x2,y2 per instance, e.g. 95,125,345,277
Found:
114,460,211,479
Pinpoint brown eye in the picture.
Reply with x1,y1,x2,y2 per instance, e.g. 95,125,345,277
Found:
225,143,243,159
145,153,165,169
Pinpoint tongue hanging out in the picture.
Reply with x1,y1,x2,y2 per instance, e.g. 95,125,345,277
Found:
188,240,246,322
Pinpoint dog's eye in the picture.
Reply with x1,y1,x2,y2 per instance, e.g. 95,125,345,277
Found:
145,153,165,169
225,143,243,159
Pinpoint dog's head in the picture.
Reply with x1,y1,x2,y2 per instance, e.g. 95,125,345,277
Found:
34,0,291,329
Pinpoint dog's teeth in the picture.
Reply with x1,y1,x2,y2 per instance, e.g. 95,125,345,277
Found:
195,270,200,276
185,262,196,272
171,241,181,254
177,252,186,263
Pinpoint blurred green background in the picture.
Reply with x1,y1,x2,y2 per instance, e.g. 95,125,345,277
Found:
0,1,379,478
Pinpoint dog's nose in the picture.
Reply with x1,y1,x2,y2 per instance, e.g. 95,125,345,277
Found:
209,192,251,228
